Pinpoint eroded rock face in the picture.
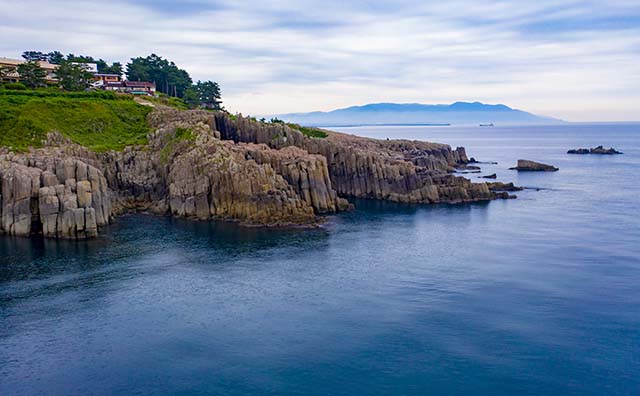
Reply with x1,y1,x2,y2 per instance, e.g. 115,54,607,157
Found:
0,153,112,239
0,107,512,239
213,113,497,204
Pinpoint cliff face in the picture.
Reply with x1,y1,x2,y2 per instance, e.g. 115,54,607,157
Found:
214,113,493,204
0,151,113,239
0,107,507,239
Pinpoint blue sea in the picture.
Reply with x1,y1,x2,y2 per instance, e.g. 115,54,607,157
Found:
1,124,639,395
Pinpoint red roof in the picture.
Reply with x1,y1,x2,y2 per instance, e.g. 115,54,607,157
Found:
125,81,155,88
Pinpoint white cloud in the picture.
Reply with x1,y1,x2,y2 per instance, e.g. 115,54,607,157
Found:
1,0,639,121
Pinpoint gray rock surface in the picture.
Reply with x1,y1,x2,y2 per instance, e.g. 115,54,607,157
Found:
1,107,513,239
509,159,559,172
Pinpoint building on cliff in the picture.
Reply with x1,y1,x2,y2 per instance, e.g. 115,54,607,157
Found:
0,57,58,83
102,80,156,95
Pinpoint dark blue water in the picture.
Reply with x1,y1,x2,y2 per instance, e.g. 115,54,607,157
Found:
2,124,639,395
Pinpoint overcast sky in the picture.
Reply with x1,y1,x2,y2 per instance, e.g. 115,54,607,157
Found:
2,0,639,121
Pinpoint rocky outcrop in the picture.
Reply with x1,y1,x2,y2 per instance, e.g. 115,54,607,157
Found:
486,182,524,192
510,160,558,172
567,148,590,154
0,107,515,239
1,153,112,239
568,146,622,155
213,113,500,204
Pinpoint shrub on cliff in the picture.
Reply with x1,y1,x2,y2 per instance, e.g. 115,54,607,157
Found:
286,123,328,138
2,82,27,90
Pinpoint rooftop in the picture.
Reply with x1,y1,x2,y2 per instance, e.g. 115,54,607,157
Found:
0,57,58,70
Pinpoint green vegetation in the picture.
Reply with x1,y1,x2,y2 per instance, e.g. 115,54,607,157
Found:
159,127,195,164
16,50,224,109
126,54,192,98
16,61,47,88
184,80,223,110
22,50,123,74
266,117,327,138
287,123,328,138
0,90,152,152
143,93,190,110
56,61,94,91
2,82,27,90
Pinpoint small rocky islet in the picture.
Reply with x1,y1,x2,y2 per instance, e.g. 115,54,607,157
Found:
567,146,622,155
0,106,516,240
509,159,559,172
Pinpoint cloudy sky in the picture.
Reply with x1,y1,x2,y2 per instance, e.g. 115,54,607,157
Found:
2,0,639,121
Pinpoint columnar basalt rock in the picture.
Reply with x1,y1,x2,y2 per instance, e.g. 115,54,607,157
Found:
166,140,317,226
212,113,499,204
0,153,112,239
0,107,512,239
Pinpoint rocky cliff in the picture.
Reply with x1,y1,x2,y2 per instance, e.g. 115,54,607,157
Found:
214,113,494,204
0,107,510,239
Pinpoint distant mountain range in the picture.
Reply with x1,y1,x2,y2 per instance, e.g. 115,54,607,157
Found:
274,102,562,126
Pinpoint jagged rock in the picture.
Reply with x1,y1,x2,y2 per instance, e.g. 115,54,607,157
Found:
510,160,558,172
590,146,622,154
0,107,513,239
568,146,622,155
567,148,590,154
211,113,501,205
486,182,524,192
0,155,113,239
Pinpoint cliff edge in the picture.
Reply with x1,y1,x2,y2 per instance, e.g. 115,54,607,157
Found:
0,106,509,239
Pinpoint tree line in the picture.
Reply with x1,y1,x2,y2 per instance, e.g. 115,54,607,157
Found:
1,51,222,110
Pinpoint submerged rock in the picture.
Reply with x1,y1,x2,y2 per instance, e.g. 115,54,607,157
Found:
509,160,559,172
480,173,497,179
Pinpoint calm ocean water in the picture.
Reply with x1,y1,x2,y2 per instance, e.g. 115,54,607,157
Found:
1,124,639,395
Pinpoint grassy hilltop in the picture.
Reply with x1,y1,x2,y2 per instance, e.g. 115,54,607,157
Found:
0,90,329,154
0,90,152,152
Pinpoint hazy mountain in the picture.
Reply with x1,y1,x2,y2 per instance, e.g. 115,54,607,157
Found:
274,102,562,126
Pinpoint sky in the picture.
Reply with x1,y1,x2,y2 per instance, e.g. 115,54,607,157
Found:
1,0,639,121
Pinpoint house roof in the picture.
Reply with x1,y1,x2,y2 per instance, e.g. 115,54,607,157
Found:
0,57,58,70
125,81,155,87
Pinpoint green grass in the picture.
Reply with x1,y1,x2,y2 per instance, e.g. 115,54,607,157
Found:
285,122,328,139
143,94,190,110
0,90,152,152
159,127,195,164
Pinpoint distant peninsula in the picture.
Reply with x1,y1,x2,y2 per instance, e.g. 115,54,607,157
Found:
274,102,563,127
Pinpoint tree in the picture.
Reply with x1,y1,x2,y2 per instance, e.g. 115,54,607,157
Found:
183,86,200,108
16,61,47,88
66,53,96,63
22,51,49,62
55,61,94,91
47,51,65,64
183,81,223,110
100,62,123,76
197,80,223,109
126,54,193,97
